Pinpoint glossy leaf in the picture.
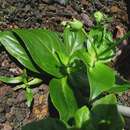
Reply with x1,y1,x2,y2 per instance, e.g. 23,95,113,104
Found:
25,87,33,107
0,31,38,72
88,62,115,99
63,27,85,56
13,29,64,78
74,106,90,128
27,78,43,86
108,84,130,93
92,94,124,130
70,49,91,67
22,118,68,130
49,77,78,122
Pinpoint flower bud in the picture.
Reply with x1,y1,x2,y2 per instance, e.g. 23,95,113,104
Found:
94,11,104,23
69,19,83,30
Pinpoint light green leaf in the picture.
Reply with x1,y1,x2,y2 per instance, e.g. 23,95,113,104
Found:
88,62,115,99
27,78,43,86
13,29,64,78
63,27,85,56
0,31,38,72
49,77,78,122
25,87,33,107
74,106,90,128
70,49,91,67
0,75,24,84
108,84,130,93
92,94,124,130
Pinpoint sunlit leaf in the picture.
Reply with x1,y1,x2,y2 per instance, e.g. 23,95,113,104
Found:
49,77,78,122
88,62,115,99
0,31,38,72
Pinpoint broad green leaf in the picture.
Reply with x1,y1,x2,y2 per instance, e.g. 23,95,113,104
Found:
88,62,115,99
0,75,24,84
30,29,68,65
22,118,68,130
49,77,78,122
91,94,124,130
13,29,64,78
0,31,38,72
70,49,91,67
74,106,90,128
108,84,130,93
63,27,85,56
25,87,33,107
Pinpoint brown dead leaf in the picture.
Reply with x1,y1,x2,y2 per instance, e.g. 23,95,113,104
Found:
115,25,128,46
32,105,48,119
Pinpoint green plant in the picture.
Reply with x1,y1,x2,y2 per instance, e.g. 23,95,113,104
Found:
0,69,42,107
0,12,130,130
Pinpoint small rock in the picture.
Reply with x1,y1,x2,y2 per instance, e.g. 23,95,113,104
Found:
0,86,12,97
16,91,26,103
42,0,68,5
14,109,26,122
3,122,12,130
81,13,93,27
0,104,4,113
42,0,53,4
7,98,14,107
5,113,14,122
54,0,68,5
110,6,121,13
0,113,6,123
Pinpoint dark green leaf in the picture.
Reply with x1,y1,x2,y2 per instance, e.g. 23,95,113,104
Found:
14,29,64,78
49,77,78,122
88,62,115,99
22,117,68,130
92,94,124,130
0,31,38,72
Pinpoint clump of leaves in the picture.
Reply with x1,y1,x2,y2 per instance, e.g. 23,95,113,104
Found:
0,69,42,107
0,11,130,129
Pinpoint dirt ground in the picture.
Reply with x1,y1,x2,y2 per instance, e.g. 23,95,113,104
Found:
0,0,129,130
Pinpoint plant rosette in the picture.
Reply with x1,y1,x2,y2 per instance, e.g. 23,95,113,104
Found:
0,12,130,130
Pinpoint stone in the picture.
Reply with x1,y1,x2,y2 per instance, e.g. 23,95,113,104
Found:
81,13,93,27
3,122,12,130
110,6,121,13
42,0,68,5
0,113,6,123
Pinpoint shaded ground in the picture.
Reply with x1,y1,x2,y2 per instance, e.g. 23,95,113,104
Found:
0,0,129,130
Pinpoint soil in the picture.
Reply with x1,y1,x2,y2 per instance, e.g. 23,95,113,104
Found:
0,0,130,130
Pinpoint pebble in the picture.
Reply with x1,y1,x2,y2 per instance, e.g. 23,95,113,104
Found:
3,122,12,130
42,0,68,5
0,113,6,123
16,91,26,103
81,13,93,27
11,107,26,122
110,5,121,13
0,104,4,113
